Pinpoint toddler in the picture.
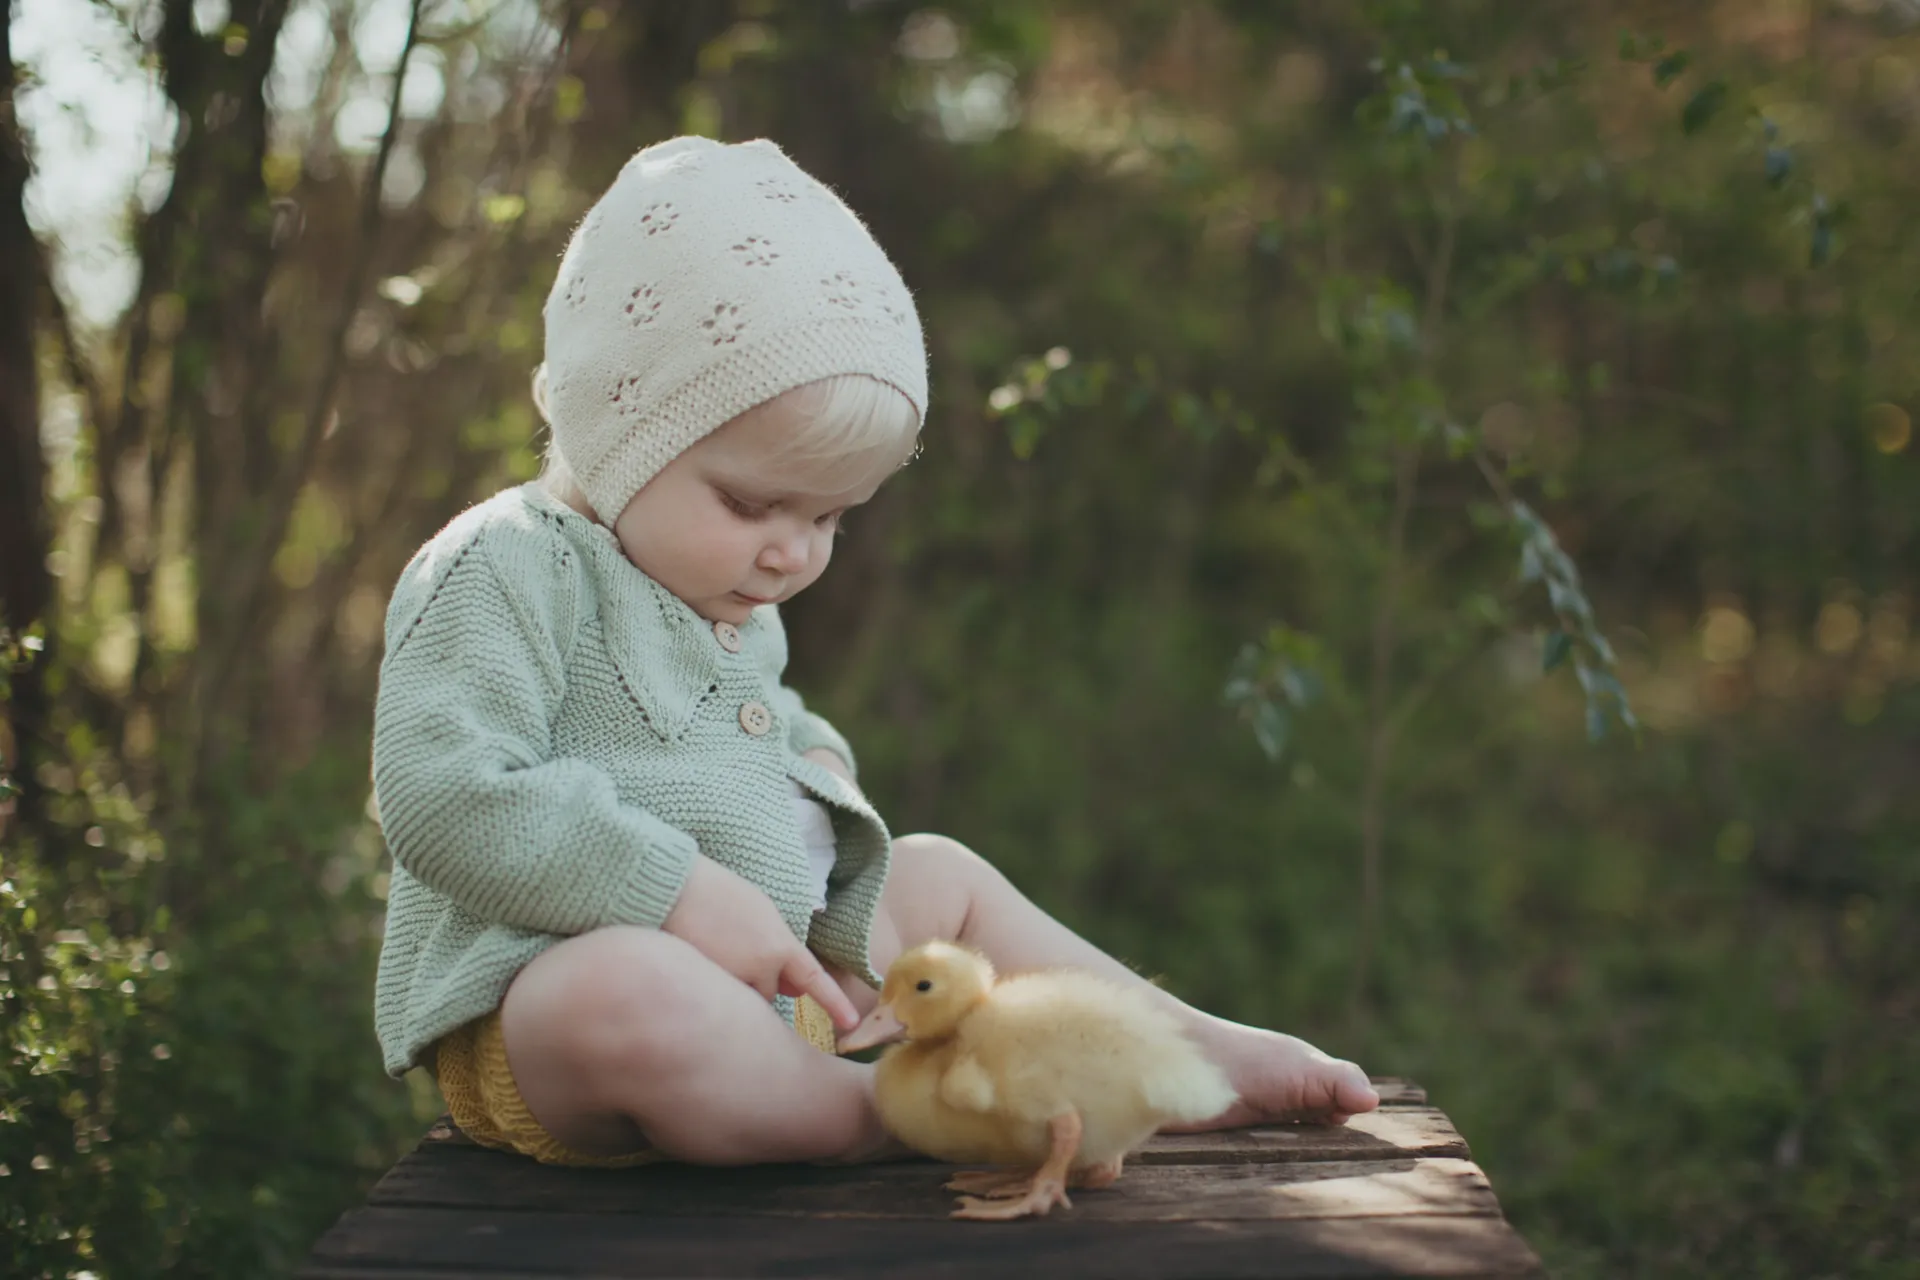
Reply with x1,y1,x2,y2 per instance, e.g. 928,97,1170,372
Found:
371,136,1376,1167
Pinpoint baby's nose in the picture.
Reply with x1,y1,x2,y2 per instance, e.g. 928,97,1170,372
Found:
759,528,811,574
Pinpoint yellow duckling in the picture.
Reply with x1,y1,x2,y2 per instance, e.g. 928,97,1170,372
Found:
837,941,1238,1220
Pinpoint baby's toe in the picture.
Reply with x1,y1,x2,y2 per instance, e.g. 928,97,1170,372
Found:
1327,1059,1379,1117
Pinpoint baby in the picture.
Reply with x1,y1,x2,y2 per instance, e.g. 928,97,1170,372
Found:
370,136,1376,1167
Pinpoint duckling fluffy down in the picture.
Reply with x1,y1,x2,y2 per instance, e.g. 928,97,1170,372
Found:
877,970,1238,1171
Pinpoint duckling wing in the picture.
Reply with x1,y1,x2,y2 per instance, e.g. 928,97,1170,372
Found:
874,1044,1043,1166
938,1052,998,1113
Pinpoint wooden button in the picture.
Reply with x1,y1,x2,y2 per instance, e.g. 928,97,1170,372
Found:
713,621,742,653
738,701,772,736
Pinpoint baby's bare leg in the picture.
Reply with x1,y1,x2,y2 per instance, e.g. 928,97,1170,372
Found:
499,926,887,1164
879,833,1378,1125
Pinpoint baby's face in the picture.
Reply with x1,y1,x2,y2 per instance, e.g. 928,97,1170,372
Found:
611,389,916,625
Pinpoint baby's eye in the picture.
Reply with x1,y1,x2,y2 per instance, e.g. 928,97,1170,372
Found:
815,509,847,534
718,490,768,520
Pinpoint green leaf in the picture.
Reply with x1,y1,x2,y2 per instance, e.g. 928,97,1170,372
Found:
1007,413,1045,459
1543,630,1574,673
1681,81,1728,134
1652,50,1691,87
1518,541,1544,583
1278,664,1320,706
1764,145,1792,188
1252,701,1291,761
1810,219,1835,267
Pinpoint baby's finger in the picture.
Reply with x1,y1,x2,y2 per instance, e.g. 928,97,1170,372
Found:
779,950,859,1030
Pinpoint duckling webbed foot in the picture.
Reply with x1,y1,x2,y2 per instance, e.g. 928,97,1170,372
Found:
950,1111,1082,1221
944,1169,1034,1198
952,1174,1071,1220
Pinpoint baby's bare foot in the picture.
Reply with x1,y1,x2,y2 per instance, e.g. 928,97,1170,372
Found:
1173,1021,1378,1130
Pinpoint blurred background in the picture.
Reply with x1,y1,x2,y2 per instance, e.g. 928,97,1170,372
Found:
2,1,1916,1275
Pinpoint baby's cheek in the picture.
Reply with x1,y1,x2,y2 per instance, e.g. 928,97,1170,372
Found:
805,535,834,582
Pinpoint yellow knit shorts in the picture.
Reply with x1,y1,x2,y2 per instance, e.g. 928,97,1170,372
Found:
430,994,842,1168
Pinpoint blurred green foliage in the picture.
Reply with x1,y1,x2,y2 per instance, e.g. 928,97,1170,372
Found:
3,1,1917,1277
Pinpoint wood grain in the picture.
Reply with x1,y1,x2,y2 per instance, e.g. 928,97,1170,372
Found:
372,1148,1499,1222
304,1208,1544,1278
1140,1107,1469,1164
304,1076,1543,1279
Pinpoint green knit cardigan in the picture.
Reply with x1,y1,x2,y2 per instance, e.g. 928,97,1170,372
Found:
370,482,889,1077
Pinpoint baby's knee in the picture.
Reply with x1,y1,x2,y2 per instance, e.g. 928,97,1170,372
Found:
503,927,706,1095
891,831,989,878
890,833,1002,903
883,833,999,947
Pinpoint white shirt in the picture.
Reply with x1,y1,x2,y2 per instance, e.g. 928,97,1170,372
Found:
789,781,838,913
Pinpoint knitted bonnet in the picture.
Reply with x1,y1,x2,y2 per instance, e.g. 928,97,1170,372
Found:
541,136,928,524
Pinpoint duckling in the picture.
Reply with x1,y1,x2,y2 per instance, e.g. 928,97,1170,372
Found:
837,941,1238,1220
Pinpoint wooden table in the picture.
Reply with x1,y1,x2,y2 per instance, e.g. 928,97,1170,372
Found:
301,1079,1543,1278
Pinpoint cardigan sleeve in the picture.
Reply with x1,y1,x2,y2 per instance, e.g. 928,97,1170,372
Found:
752,607,858,779
371,529,698,935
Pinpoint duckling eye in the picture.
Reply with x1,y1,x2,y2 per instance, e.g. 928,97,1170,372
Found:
915,979,933,992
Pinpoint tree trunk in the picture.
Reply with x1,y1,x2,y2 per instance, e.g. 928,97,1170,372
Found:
0,10,54,842
0,10,49,635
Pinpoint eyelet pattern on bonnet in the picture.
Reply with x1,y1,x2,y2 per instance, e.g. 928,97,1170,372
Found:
542,136,929,525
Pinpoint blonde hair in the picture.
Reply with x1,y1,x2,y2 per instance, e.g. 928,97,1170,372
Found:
767,373,922,466
532,367,919,516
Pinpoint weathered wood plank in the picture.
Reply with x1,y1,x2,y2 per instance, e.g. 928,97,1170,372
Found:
1368,1078,1428,1107
413,1102,1461,1172
371,1148,1499,1221
302,1076,1540,1279
303,1207,1544,1278
1139,1107,1469,1164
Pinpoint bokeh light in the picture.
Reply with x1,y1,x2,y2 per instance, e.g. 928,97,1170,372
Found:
1867,401,1911,454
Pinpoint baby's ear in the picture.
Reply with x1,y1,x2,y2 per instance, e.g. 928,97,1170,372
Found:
529,363,552,420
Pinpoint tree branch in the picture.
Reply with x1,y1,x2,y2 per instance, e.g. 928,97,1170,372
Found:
1350,167,1459,1026
200,0,427,717
1350,444,1418,1022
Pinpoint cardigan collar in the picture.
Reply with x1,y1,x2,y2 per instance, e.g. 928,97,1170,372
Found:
515,483,774,739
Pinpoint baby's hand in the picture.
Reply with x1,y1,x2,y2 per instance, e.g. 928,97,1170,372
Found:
801,747,857,788
663,854,858,1030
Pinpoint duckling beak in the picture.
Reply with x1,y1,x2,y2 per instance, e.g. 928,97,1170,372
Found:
836,1001,906,1053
